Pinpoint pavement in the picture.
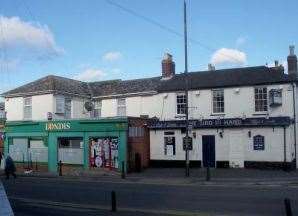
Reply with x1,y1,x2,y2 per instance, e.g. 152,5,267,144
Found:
2,168,298,187
0,180,14,216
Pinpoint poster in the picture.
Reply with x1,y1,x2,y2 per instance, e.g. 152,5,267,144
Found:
90,137,119,169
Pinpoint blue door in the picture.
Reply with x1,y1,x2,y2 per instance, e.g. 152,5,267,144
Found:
202,135,215,167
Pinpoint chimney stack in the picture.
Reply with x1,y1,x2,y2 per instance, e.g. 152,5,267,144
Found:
162,53,175,79
208,63,215,71
287,45,297,76
274,60,279,67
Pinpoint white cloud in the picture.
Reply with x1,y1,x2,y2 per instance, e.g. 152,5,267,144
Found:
102,51,122,62
0,16,63,58
73,68,107,82
211,48,247,66
236,37,246,47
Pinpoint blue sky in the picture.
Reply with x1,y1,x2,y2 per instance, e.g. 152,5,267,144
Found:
0,0,297,94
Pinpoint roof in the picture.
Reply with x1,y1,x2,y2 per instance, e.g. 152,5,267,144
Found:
1,75,90,98
1,66,296,98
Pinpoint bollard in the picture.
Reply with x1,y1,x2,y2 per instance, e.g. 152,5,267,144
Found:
121,161,126,179
35,158,38,171
206,165,210,181
111,191,117,212
58,160,62,176
284,198,293,216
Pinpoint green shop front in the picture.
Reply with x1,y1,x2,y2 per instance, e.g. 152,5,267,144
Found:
4,118,128,173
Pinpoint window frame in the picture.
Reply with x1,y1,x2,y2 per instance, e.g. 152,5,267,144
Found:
254,86,268,113
93,100,102,118
23,97,32,120
117,98,126,116
164,131,176,156
212,89,225,114
176,93,187,115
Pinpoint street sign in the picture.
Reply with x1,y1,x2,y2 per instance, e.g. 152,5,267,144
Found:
183,136,193,150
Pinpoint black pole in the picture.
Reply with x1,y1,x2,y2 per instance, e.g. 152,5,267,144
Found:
35,157,38,171
284,198,293,216
58,160,62,176
111,191,117,212
183,0,190,178
121,161,126,179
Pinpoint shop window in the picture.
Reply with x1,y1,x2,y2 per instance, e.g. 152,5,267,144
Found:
129,127,144,137
176,93,186,115
117,98,126,116
58,137,83,164
255,87,268,112
90,137,119,169
212,89,224,113
164,136,176,156
29,140,48,162
93,100,102,118
253,135,265,150
23,97,32,120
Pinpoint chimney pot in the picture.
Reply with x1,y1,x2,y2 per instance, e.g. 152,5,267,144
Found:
161,53,175,79
274,60,279,67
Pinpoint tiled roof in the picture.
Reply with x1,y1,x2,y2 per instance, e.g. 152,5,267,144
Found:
1,66,296,98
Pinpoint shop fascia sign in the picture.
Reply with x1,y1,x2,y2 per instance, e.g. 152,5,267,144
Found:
45,122,71,131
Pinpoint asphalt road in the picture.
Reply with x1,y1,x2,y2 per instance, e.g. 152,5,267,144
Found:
2,176,298,216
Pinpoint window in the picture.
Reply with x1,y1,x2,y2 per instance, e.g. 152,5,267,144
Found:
164,131,175,156
255,87,268,112
212,89,224,113
253,135,265,150
64,98,71,119
129,127,144,137
55,96,65,114
176,94,186,115
93,100,102,118
23,97,32,119
58,137,83,164
117,98,126,116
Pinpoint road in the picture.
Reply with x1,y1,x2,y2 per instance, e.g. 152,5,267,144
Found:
2,176,298,216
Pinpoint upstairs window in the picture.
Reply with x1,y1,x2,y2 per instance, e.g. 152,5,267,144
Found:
55,96,65,114
93,100,102,118
117,98,126,116
255,87,268,112
64,98,71,119
212,89,224,113
23,97,32,120
176,93,186,115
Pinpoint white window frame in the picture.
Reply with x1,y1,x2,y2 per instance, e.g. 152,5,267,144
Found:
93,100,102,118
176,93,186,115
254,87,268,113
212,89,224,114
23,97,32,120
55,95,65,114
64,98,72,119
117,98,126,116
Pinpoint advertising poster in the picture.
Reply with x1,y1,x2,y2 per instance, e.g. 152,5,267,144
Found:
90,137,119,169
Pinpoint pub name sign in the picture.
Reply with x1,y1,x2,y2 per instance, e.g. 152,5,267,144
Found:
46,122,71,131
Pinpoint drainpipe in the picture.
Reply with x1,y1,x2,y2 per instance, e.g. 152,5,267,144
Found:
292,83,297,168
284,126,287,170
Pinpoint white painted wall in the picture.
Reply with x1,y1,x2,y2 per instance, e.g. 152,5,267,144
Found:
150,127,293,165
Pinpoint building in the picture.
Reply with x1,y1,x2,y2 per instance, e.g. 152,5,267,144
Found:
0,102,5,154
1,46,298,170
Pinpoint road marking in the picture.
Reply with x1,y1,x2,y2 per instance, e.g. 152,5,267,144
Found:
9,196,210,216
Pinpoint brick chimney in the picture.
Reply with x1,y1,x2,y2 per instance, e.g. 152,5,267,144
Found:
161,53,175,79
287,45,297,76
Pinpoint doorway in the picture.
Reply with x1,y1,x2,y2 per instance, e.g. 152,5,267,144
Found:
202,135,216,167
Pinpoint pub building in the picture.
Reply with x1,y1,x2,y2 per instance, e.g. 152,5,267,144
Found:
1,46,298,172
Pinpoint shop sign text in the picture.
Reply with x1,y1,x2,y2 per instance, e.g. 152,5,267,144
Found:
46,122,71,131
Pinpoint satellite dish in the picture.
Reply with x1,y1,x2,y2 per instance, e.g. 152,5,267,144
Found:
84,101,94,112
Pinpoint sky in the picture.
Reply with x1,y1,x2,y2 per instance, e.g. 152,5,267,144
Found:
0,0,297,95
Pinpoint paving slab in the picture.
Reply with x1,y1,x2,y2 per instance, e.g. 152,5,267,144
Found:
0,181,14,216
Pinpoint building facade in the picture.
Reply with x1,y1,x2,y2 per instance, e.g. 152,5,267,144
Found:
1,47,298,169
